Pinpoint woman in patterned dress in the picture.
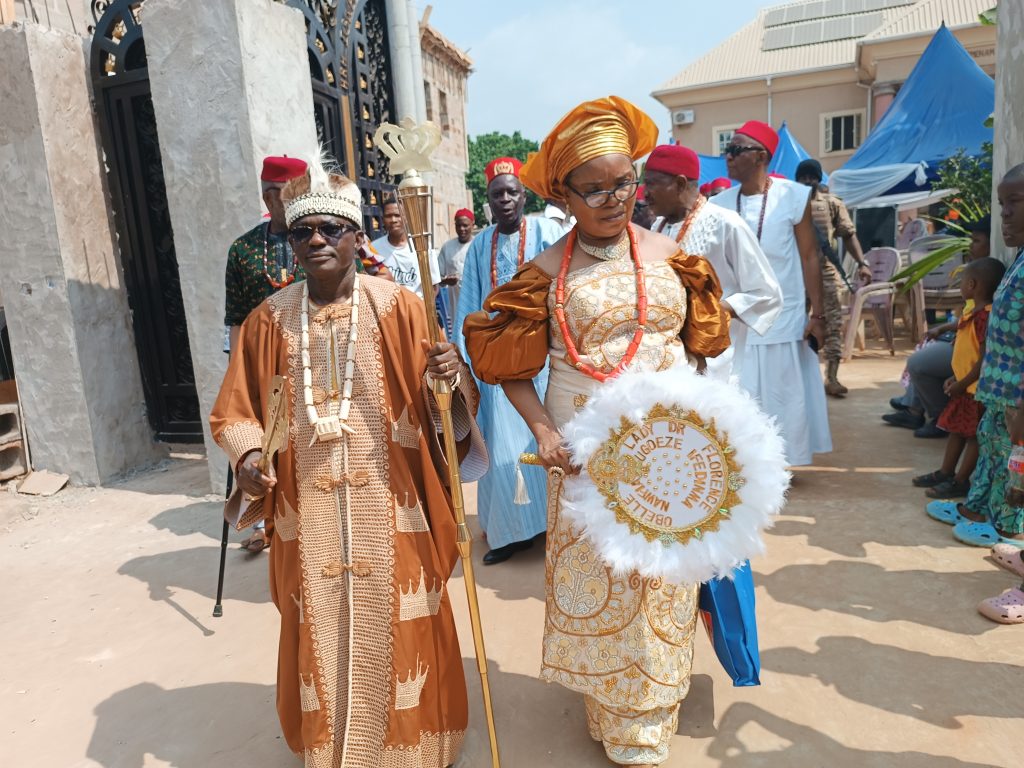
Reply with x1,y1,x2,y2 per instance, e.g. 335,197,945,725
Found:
465,96,730,766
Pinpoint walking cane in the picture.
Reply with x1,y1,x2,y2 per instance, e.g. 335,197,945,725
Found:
213,469,233,617
375,120,501,768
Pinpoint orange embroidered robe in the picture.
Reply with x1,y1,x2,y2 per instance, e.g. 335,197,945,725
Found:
210,277,485,768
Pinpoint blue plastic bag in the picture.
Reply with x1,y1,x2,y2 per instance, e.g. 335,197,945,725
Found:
698,561,761,687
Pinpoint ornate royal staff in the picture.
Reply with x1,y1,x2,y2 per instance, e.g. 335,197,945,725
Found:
374,119,501,768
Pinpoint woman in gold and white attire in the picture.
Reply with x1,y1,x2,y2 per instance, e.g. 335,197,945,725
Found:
465,97,730,766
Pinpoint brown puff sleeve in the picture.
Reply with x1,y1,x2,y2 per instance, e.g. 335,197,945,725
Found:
463,262,553,385
668,250,731,359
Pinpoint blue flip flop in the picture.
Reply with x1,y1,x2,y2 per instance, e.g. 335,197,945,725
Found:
926,500,964,526
952,520,1001,547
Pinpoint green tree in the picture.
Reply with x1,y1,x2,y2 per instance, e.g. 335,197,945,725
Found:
934,142,993,223
894,142,993,289
466,131,546,222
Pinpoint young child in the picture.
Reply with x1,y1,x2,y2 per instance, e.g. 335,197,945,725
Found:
913,257,1006,498
927,165,1024,557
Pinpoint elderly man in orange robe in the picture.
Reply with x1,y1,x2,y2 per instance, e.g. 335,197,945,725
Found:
210,154,486,768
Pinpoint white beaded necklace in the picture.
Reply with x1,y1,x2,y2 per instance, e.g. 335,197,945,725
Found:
301,276,359,443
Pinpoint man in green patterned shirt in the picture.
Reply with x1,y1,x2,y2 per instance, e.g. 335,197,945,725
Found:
225,156,309,355
224,155,307,552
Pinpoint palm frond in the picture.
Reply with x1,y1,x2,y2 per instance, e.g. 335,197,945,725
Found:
893,236,970,292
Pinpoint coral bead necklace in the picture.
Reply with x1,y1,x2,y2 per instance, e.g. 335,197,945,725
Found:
554,224,647,383
657,194,705,244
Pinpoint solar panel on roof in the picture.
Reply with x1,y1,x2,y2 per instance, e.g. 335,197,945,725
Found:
763,0,914,29
762,9,885,50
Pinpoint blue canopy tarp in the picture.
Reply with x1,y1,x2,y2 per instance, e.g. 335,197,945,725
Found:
697,122,824,185
830,24,994,207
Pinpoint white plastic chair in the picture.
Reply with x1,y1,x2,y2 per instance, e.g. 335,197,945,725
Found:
841,247,900,360
907,234,968,340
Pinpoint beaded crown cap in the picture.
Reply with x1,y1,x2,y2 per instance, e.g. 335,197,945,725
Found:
281,149,363,228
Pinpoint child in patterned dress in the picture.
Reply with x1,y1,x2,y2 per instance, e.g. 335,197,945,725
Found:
913,258,1004,498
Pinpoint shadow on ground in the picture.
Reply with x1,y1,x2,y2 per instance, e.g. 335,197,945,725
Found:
119,544,271,619
149,500,235,541
705,702,998,767
86,681,283,768
759,560,1008,635
762,636,1024,728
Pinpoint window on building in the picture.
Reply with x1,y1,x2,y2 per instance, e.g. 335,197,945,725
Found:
438,90,450,136
712,124,742,156
424,82,433,122
822,110,864,154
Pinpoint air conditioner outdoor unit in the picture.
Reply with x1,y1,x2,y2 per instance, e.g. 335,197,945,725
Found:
673,109,695,126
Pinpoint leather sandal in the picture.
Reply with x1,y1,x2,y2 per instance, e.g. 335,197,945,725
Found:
241,528,270,554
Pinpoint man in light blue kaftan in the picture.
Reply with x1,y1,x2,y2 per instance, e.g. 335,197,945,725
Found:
453,157,565,564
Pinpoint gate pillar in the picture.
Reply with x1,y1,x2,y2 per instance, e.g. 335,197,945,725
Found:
145,0,318,492
0,22,162,484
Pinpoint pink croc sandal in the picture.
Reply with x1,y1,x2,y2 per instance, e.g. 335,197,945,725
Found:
978,588,1024,624
991,543,1024,578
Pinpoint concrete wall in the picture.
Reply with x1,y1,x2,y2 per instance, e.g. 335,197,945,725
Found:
666,76,867,174
992,1,1024,263
145,0,318,492
0,22,161,484
12,0,90,33
421,40,471,243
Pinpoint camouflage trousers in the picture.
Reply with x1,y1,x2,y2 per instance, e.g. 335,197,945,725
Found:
821,256,844,363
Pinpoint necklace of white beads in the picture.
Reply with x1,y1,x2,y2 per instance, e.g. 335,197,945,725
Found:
300,276,359,443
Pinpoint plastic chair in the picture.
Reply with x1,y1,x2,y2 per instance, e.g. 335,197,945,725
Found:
841,247,900,360
907,234,968,338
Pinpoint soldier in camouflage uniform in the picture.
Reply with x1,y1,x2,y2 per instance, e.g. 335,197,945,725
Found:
796,159,873,397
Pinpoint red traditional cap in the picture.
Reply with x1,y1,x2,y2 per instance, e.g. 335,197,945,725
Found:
699,183,711,196
485,157,523,185
710,177,732,191
734,121,779,156
455,207,475,222
645,144,700,181
261,155,308,183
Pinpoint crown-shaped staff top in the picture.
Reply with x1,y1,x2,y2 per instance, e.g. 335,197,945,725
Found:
373,118,442,176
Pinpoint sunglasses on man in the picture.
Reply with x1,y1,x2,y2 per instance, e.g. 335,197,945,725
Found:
289,223,359,243
724,144,762,158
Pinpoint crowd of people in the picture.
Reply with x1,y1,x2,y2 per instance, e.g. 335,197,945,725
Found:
214,94,1023,767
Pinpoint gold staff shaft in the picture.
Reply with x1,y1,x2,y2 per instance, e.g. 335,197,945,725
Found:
396,176,502,768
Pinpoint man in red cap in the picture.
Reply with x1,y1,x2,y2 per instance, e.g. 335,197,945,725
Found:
707,177,732,197
223,154,308,553
711,121,832,467
451,156,563,565
436,207,476,334
644,143,781,379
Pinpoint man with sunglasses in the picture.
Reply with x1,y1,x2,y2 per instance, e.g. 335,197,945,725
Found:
711,121,832,468
223,154,308,553
452,156,564,565
644,143,781,379
211,158,486,767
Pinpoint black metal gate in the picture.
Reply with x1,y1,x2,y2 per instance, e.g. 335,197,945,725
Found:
291,0,398,237
349,0,398,236
90,1,202,443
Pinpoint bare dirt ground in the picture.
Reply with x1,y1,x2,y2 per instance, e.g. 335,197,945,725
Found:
3,350,1020,767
